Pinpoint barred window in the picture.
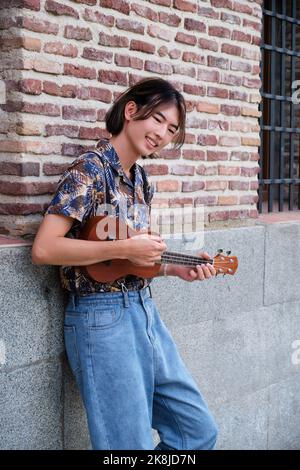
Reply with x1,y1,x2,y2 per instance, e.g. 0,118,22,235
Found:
259,0,300,212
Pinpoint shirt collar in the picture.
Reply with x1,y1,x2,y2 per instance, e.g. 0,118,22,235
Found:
95,138,140,187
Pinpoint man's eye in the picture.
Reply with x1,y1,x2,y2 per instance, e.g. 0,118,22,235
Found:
154,116,161,123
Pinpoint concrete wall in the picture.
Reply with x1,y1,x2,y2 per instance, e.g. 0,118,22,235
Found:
1,219,300,449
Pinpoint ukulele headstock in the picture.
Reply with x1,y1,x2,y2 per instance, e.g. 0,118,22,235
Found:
213,249,238,276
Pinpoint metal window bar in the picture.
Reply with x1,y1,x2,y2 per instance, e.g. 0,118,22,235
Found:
259,0,300,212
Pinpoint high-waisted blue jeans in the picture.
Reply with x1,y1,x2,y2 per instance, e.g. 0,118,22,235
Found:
64,285,218,450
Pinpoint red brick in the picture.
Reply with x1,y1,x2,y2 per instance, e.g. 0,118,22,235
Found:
196,165,218,176
130,39,155,54
198,38,218,52
183,84,205,96
207,151,228,161
131,3,158,21
209,211,229,222
197,102,220,114
207,56,229,69
23,102,60,116
230,61,252,73
79,127,103,139
33,59,61,74
45,124,79,138
0,181,56,195
62,105,96,122
172,64,196,78
208,120,229,131
72,0,97,4
221,44,241,56
206,181,227,191
61,143,90,157
232,30,252,43
98,70,128,85
229,90,248,101
218,165,240,175
233,1,252,15
159,11,181,27
82,47,113,62
228,181,249,190
83,8,114,25
64,63,96,80
211,0,233,8
115,54,143,69
44,41,78,57
197,68,219,82
219,136,241,147
209,26,231,39
175,32,197,46
195,195,217,206
250,181,259,190
218,195,238,205
45,0,79,18
19,79,42,95
243,18,262,32
100,0,130,15
221,104,241,116
98,32,129,47
148,24,172,41
64,25,92,41
240,166,259,177
229,209,250,219
144,61,172,75
43,163,69,176
182,181,205,191
157,148,181,160
0,162,39,176
241,137,260,146
239,194,259,204
220,12,241,25
171,165,195,176
184,18,206,32
116,18,144,34
243,77,262,89
156,180,180,192
182,51,205,65
182,149,205,161
197,6,219,19
197,135,218,146
230,151,250,161
21,17,59,35
174,0,197,12
221,74,242,86
142,164,169,175
0,203,45,215
169,197,193,208
207,87,229,99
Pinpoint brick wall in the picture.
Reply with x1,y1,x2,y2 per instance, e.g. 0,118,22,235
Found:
0,0,263,239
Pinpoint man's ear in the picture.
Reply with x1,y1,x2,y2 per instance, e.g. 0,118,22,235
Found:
124,100,138,120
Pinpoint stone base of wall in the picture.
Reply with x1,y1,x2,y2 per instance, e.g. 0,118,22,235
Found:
1,218,300,449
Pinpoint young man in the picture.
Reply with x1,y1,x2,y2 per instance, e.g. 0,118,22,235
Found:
32,77,218,450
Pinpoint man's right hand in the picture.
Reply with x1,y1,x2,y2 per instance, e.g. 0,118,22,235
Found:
123,233,167,266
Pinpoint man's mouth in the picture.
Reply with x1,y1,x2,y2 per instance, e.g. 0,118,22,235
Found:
145,137,158,149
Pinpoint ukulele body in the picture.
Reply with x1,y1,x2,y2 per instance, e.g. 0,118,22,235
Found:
79,215,161,282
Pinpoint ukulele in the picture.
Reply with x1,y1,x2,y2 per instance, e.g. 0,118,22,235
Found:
78,215,238,283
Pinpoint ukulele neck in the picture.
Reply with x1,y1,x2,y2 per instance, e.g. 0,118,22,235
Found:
160,251,213,267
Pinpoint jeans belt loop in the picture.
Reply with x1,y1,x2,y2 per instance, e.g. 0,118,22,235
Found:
119,282,129,308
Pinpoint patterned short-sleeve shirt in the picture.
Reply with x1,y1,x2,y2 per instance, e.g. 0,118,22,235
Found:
44,138,155,295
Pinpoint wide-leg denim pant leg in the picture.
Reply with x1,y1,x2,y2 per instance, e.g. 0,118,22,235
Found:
64,286,218,450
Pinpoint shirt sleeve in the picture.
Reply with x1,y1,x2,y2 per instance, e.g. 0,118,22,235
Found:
44,154,101,223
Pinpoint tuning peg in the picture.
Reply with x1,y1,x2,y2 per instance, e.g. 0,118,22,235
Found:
217,248,223,254
226,250,231,255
